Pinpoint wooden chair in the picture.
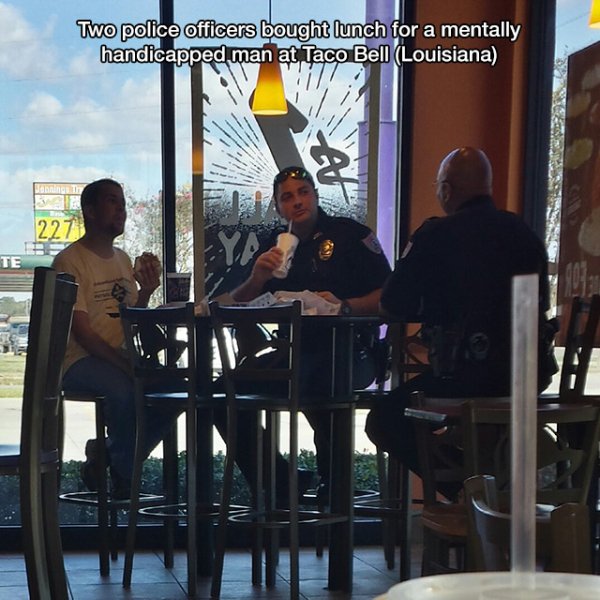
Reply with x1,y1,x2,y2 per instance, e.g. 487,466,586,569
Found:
463,401,600,509
119,302,215,597
464,474,591,573
0,267,77,599
209,301,347,600
408,392,489,576
557,294,600,401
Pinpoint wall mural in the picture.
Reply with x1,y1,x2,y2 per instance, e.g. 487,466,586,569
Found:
558,40,600,343
191,52,380,298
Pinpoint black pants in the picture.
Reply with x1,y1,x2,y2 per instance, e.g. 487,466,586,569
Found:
364,371,513,476
213,341,377,489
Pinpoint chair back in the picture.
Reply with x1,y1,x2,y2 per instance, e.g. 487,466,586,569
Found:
410,392,510,505
463,401,600,506
464,474,591,573
559,294,600,400
119,302,198,595
209,301,302,410
19,267,77,597
21,267,78,463
119,302,197,389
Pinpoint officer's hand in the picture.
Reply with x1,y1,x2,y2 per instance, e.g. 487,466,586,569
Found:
251,247,284,283
315,291,341,305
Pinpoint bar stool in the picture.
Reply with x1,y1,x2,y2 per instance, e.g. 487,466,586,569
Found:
0,267,77,599
59,392,116,576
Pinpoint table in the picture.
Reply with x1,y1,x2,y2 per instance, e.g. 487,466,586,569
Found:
405,400,595,426
310,314,381,592
194,313,382,591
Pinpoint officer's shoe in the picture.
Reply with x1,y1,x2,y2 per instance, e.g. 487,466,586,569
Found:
109,467,132,501
80,438,102,492
275,469,317,509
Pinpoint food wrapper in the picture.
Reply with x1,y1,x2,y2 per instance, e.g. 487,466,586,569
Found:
134,252,161,278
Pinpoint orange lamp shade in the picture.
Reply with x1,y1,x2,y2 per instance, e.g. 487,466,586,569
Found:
590,0,600,28
251,43,288,115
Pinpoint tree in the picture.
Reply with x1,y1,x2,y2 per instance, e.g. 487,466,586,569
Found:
121,183,194,304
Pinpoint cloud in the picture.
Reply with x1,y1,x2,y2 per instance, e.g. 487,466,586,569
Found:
0,164,136,254
0,2,60,78
21,91,63,120
68,49,102,78
12,71,163,155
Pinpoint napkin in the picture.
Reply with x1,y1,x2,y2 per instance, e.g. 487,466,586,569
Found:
274,290,340,315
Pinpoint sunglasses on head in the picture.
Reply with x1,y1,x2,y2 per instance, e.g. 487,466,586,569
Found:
273,167,315,188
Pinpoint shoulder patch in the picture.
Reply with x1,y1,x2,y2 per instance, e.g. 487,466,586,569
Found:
400,241,413,259
362,232,383,254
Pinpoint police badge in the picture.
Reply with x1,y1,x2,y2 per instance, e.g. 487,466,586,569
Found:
319,239,334,260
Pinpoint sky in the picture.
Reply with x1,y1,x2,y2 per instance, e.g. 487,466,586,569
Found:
0,0,598,262
0,0,370,258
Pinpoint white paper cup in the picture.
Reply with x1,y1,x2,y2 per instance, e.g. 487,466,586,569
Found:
272,232,299,279
166,272,191,302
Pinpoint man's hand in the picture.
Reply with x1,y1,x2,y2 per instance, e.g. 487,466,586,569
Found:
231,247,283,302
134,252,161,306
134,252,161,292
315,291,341,305
250,247,284,285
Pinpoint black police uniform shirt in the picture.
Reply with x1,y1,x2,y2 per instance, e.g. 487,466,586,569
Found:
381,195,551,393
260,207,391,300
255,207,391,391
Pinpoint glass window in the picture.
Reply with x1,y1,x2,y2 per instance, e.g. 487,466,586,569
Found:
0,0,162,525
547,1,600,394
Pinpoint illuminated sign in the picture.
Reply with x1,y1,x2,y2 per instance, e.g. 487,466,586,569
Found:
33,182,86,243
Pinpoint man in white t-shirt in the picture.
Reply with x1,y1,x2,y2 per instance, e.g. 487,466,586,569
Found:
53,178,171,499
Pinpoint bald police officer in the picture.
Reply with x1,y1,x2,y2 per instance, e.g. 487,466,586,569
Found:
365,147,557,481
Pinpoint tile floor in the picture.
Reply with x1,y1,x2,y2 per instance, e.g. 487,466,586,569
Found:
0,544,421,599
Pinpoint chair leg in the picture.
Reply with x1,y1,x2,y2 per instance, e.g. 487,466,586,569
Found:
288,409,300,600
251,413,264,586
21,460,51,600
380,452,396,569
42,469,69,600
162,423,179,569
122,425,147,588
210,412,238,599
265,411,278,588
95,402,111,576
399,463,412,581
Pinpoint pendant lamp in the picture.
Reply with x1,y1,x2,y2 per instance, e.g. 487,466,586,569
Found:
590,0,600,28
251,42,288,115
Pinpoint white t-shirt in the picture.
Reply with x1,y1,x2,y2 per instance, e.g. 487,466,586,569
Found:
52,240,139,372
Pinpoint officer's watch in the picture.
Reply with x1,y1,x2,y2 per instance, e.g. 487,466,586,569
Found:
340,300,353,315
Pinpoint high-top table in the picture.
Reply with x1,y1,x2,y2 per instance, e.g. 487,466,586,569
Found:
195,312,382,592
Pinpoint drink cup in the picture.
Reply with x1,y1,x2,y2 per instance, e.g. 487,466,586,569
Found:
166,272,191,303
385,572,600,600
272,232,299,279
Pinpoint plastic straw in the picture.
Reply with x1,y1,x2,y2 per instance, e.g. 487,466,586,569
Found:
288,219,292,233
510,274,539,587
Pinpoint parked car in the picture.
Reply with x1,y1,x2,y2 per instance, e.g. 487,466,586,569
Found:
11,323,29,355
0,314,9,353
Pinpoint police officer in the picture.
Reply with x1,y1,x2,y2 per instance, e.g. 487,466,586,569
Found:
233,166,390,316
365,147,556,482
230,165,391,493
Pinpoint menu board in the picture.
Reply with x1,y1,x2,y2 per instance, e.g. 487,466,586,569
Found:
557,40,600,344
